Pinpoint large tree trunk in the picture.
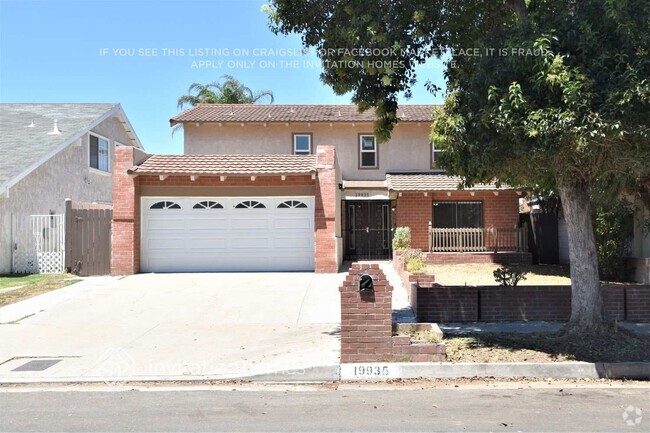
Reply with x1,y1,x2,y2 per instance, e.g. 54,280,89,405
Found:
557,180,606,334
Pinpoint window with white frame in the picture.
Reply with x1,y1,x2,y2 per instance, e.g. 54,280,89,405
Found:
293,134,312,155
89,134,109,172
431,141,443,169
359,135,377,168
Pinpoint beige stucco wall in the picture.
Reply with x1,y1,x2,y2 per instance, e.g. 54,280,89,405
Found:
0,115,134,273
184,122,432,181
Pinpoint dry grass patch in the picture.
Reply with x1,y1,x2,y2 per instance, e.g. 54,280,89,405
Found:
429,263,571,286
445,329,650,363
0,274,80,307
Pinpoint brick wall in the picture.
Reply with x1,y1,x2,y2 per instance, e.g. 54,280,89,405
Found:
339,263,446,363
111,146,139,275
315,145,338,273
423,252,532,265
417,287,480,322
340,263,394,363
395,190,520,251
416,284,650,323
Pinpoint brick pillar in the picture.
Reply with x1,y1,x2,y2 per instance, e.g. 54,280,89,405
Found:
315,145,338,273
111,146,140,275
339,263,394,362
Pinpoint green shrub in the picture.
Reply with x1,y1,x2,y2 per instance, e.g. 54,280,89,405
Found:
493,266,527,286
406,257,425,274
401,247,424,264
592,198,635,281
392,227,411,250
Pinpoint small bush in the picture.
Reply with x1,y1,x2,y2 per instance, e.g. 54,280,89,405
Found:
392,227,411,250
493,266,527,286
407,257,425,274
402,247,424,264
592,198,635,281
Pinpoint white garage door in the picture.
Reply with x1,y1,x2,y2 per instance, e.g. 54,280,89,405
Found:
141,196,315,272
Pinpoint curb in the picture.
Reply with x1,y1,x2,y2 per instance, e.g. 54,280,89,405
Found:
340,362,650,381
1,362,647,386
0,365,341,386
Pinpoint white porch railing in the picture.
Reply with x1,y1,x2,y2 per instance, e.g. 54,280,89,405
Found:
428,224,528,253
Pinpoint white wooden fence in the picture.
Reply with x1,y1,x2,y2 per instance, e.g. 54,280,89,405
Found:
428,224,528,253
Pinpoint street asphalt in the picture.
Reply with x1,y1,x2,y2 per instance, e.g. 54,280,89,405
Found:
0,383,648,432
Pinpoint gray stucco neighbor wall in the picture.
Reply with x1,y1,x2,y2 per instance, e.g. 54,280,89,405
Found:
0,115,133,273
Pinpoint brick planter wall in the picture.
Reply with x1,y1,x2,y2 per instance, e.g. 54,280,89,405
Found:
339,263,445,363
416,284,650,323
424,252,532,265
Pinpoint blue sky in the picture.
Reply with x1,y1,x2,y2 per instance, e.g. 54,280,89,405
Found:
0,0,446,154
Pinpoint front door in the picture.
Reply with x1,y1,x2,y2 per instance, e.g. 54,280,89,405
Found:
344,200,392,260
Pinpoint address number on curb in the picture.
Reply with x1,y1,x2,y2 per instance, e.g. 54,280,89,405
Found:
340,364,399,380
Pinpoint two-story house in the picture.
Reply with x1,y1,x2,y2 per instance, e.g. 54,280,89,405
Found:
111,104,520,274
0,103,143,274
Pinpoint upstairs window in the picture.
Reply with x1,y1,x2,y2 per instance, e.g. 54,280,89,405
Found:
293,133,312,155
359,135,377,168
89,134,109,172
431,141,444,169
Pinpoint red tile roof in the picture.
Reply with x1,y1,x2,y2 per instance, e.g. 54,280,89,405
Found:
170,104,437,125
386,173,511,191
129,154,317,176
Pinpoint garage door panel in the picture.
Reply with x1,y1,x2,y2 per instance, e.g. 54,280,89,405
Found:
145,217,185,231
274,220,312,230
188,216,229,230
273,236,313,249
230,217,270,230
189,238,228,250
141,196,315,272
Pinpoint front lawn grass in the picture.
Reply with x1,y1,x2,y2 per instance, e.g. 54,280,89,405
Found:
0,274,80,307
445,329,650,363
429,263,571,286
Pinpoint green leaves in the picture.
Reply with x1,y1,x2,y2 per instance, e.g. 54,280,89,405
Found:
177,75,274,109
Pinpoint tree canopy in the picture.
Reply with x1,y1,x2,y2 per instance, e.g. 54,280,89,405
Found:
269,0,650,333
177,75,274,109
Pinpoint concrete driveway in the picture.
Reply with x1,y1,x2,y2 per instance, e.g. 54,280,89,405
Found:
0,272,344,383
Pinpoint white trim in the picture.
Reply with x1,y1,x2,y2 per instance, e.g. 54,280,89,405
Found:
293,134,312,155
114,104,144,150
88,132,111,173
359,134,377,168
0,104,142,194
89,167,112,177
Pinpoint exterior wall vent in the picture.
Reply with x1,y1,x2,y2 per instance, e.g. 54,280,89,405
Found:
47,119,61,135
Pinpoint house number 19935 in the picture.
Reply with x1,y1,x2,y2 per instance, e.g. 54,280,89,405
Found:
353,365,389,376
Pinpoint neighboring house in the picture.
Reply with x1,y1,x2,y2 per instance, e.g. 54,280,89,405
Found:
557,185,650,282
111,104,522,274
629,193,650,283
0,103,143,274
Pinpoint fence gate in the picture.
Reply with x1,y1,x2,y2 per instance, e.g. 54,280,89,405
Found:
65,200,112,276
12,214,65,274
